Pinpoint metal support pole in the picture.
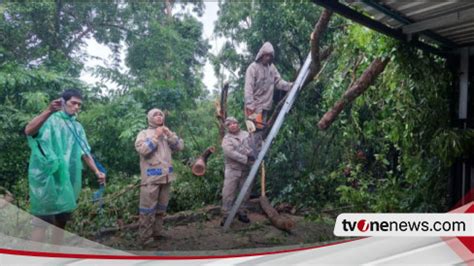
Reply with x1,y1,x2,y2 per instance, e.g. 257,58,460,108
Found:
223,53,313,230
459,47,469,203
459,47,469,120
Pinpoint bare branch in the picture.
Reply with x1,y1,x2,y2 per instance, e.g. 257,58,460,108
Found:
288,41,303,65
310,9,332,72
302,9,333,89
98,23,132,33
165,0,174,17
65,22,131,56
318,57,390,130
65,26,93,55
216,82,229,141
54,0,63,50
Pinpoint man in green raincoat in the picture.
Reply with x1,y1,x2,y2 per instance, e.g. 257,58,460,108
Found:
25,89,106,244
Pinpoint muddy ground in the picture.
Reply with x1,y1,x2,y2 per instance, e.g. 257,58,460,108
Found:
96,200,338,253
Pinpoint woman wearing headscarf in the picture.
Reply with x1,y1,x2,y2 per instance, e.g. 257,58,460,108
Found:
135,108,184,246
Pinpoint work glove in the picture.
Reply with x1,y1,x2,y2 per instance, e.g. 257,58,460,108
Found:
245,120,256,133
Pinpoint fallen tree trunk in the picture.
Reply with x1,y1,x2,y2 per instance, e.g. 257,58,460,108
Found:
259,162,295,231
318,57,390,130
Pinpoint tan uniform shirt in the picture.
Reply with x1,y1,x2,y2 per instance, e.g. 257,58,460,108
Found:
135,129,184,184
222,130,252,171
244,42,292,114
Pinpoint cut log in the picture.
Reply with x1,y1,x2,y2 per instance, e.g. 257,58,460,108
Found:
318,57,390,130
191,146,216,176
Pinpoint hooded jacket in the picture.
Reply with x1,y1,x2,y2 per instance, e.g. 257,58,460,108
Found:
244,42,292,113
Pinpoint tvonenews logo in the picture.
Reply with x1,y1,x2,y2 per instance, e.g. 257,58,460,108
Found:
334,214,474,237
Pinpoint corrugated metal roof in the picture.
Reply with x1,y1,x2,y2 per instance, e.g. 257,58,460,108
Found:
350,1,474,48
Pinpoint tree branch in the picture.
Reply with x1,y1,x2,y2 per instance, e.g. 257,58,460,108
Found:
302,9,333,88
349,54,364,88
217,61,239,80
288,41,303,65
165,0,174,17
215,82,229,141
98,23,132,33
65,26,93,55
264,59,329,136
318,57,390,130
54,0,63,50
65,22,131,56
312,9,333,67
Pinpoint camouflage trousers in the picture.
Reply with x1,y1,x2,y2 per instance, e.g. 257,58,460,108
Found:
138,182,170,243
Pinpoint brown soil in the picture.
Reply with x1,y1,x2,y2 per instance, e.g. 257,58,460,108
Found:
97,200,337,253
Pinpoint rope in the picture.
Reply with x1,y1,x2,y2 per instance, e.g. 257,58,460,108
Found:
62,117,91,156
62,116,107,174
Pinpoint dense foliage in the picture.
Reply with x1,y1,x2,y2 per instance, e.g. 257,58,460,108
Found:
1,0,472,237
212,1,471,213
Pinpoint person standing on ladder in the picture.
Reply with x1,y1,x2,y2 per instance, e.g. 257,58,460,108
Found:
223,46,313,231
25,89,106,245
244,42,293,152
135,108,184,247
221,117,255,226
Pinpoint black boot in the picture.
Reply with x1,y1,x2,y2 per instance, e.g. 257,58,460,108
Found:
237,213,250,223
220,216,227,226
